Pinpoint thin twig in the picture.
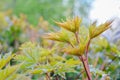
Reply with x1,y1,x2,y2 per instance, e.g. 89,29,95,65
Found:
55,75,59,80
79,56,92,80
95,56,117,80
93,55,99,67
75,31,91,80
85,39,91,59
84,39,91,80
106,56,117,68
46,73,50,80
75,32,80,43
75,70,85,79
68,41,74,48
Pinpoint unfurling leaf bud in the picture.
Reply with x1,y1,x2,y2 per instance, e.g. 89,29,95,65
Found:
55,16,82,33
63,47,82,56
89,20,113,39
44,29,70,43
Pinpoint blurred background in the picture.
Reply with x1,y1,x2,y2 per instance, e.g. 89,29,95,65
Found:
0,0,120,49
0,0,93,25
0,0,94,52
1,0,120,24
0,0,120,79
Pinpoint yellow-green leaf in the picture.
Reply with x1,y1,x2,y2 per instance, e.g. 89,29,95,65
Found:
44,29,70,43
89,21,112,39
55,16,82,33
0,54,15,69
0,64,21,80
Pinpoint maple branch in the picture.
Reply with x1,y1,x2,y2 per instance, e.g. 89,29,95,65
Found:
85,39,91,59
74,31,92,80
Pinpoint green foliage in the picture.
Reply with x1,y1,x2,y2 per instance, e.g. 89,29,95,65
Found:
0,53,29,80
0,53,14,69
8,0,74,25
0,64,21,80
44,16,120,80
15,42,81,79
0,10,119,79
89,21,112,39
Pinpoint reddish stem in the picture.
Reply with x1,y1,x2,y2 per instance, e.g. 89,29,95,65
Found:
55,75,59,80
85,39,91,74
46,73,50,80
85,39,91,59
75,32,80,43
79,56,92,80
74,31,92,80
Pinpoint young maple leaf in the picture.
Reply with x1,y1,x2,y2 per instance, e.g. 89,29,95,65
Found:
63,43,86,56
62,35,89,56
55,16,82,33
63,47,81,56
89,20,113,39
44,29,70,43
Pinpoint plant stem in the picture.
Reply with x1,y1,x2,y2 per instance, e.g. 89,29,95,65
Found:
85,39,91,59
46,73,50,80
79,56,92,80
85,39,91,74
68,41,74,48
106,56,117,69
55,75,59,80
95,56,117,80
75,70,85,79
74,31,91,80
75,32,79,43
